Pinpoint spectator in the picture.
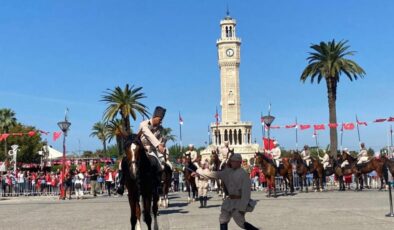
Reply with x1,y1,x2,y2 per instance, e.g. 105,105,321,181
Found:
173,169,179,192
104,164,114,196
74,171,84,199
88,165,99,197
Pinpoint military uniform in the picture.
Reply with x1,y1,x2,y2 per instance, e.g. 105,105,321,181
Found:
197,161,210,208
357,148,369,165
219,143,231,169
196,154,258,230
271,146,282,167
301,149,311,167
184,147,199,169
319,152,330,169
341,149,350,168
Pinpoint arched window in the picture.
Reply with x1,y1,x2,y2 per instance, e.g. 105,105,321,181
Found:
225,26,229,37
247,132,251,144
229,129,233,145
218,131,222,145
234,129,237,145
229,26,233,37
238,129,242,145
224,129,228,142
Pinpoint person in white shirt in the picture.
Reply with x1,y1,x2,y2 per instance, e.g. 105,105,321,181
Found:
74,171,84,199
271,141,282,168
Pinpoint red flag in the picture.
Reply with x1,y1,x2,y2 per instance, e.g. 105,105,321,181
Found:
343,123,355,130
328,123,338,128
313,124,325,130
179,113,183,125
388,117,394,122
28,131,36,137
0,133,10,141
300,124,311,130
53,131,62,141
374,118,386,123
285,124,297,129
270,125,281,129
215,108,219,126
263,138,275,150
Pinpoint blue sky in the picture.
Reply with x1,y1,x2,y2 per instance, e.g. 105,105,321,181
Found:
0,1,393,153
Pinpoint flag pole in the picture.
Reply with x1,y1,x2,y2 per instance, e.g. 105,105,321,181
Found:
340,122,344,153
208,125,211,146
261,112,265,140
390,125,393,149
179,111,182,153
295,117,298,151
356,114,361,146
215,107,219,147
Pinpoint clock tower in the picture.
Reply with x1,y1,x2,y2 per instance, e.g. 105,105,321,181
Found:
201,12,259,162
217,13,241,122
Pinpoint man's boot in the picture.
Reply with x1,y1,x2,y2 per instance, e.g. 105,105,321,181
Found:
220,223,228,230
203,196,207,207
199,196,203,208
244,222,259,230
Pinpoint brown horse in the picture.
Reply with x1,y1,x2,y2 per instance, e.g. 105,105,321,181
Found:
381,155,394,176
123,135,160,230
292,151,310,192
255,152,294,197
342,151,388,190
183,156,198,203
159,151,172,208
308,157,326,192
209,150,223,195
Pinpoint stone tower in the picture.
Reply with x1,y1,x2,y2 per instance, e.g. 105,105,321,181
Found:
201,12,259,162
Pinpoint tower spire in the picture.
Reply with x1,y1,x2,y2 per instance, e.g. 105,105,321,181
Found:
226,4,230,16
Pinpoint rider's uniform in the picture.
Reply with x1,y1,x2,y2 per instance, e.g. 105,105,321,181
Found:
271,146,282,167
357,148,369,165
301,149,312,167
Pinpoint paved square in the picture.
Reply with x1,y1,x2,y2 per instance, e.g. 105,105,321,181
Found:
0,190,393,229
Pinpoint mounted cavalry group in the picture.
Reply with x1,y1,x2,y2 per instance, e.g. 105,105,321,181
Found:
257,142,392,197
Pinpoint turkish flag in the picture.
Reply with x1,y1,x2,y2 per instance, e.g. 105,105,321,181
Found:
285,124,297,129
39,130,49,135
374,118,386,123
328,123,338,128
0,133,10,141
270,125,281,129
388,117,394,122
300,124,311,130
313,124,325,130
53,131,62,141
263,138,275,150
343,123,355,130
28,131,36,137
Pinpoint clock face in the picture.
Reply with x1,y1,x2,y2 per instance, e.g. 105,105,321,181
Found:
226,48,234,57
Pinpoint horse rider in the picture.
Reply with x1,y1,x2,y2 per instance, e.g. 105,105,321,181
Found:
219,141,231,169
301,145,312,169
117,106,167,195
340,148,350,169
193,154,259,230
197,160,210,208
271,141,282,168
319,150,330,170
357,143,369,165
184,144,199,169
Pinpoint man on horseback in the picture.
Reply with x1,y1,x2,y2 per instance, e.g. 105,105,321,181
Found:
193,153,259,230
319,150,330,170
341,148,350,169
357,143,369,166
301,145,312,170
184,144,199,169
270,141,282,168
219,141,231,169
117,106,167,195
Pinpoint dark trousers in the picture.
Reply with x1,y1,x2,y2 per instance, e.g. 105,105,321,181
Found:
105,181,112,196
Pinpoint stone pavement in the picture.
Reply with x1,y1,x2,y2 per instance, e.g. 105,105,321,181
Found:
0,190,393,230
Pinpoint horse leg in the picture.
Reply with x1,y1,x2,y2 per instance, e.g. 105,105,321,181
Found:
142,196,152,230
153,192,159,230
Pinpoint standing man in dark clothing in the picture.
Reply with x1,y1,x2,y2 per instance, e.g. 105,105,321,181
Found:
173,169,179,192
88,165,99,197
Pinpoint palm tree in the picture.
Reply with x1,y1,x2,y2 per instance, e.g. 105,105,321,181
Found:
300,40,365,157
0,109,17,156
161,127,177,144
107,119,126,156
101,84,149,135
90,121,110,154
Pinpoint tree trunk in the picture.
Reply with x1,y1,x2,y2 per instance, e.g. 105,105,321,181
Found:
326,77,338,159
116,136,123,156
103,139,107,154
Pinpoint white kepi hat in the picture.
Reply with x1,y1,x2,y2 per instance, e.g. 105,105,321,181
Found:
188,144,194,148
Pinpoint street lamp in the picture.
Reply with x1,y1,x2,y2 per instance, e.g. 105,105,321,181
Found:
262,115,275,151
57,117,71,200
8,144,19,175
